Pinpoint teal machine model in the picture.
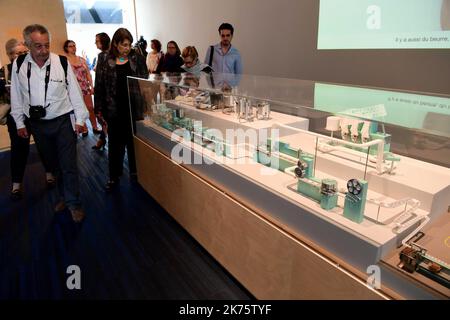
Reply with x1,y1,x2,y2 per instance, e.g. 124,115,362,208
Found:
324,116,401,174
339,118,397,159
254,140,298,172
255,139,339,211
154,106,369,222
294,159,338,211
255,138,369,220
343,179,368,223
153,104,229,156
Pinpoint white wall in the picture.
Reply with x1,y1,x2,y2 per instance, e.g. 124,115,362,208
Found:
135,0,450,94
0,0,68,65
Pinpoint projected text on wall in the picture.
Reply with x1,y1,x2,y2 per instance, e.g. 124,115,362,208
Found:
318,0,450,49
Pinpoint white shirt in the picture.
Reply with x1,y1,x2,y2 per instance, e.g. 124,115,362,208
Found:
11,52,88,129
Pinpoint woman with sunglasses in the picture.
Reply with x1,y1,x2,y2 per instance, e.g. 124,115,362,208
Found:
181,46,213,75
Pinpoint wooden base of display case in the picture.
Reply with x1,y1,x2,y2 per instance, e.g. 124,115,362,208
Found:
134,136,389,299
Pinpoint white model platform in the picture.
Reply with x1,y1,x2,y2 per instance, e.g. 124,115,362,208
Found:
137,100,450,270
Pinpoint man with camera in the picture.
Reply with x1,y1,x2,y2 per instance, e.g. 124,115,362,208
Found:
10,24,88,222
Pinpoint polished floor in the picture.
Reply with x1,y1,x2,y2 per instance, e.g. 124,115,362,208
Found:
0,133,252,299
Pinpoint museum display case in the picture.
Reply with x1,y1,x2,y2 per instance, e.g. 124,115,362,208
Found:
128,72,449,299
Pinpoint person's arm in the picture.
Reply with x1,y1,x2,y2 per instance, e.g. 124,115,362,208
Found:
146,52,152,73
66,62,88,128
235,53,243,75
176,56,184,72
1,66,7,83
10,60,26,130
82,50,91,69
155,54,164,74
94,54,105,116
82,57,94,94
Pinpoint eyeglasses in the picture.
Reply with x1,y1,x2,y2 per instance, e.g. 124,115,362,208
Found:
67,45,76,47
167,46,176,49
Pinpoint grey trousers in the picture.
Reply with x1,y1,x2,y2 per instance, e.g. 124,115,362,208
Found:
29,112,82,210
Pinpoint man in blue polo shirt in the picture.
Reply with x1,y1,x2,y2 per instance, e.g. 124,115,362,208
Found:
204,23,243,74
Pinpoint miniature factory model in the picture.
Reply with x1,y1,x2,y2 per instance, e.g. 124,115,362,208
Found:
149,94,428,232
132,74,450,298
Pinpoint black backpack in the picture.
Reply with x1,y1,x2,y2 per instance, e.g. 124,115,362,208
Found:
16,54,68,85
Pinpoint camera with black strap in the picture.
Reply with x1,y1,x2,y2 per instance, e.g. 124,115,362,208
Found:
27,62,51,120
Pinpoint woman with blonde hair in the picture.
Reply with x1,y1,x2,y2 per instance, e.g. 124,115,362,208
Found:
181,46,213,75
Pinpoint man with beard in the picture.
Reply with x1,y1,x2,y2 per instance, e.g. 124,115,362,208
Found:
204,23,242,74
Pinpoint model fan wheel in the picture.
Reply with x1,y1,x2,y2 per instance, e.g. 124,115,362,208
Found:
347,179,362,195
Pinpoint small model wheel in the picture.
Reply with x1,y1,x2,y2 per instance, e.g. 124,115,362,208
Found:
347,179,362,195
294,167,304,178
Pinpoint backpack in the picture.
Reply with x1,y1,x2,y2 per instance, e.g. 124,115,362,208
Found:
16,54,68,85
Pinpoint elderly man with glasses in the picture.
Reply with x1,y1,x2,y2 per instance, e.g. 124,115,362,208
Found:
10,24,88,222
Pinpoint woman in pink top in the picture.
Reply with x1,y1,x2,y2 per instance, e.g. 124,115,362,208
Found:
146,39,163,74
64,40,100,136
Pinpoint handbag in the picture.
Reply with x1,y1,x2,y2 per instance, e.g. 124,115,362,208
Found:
0,103,10,125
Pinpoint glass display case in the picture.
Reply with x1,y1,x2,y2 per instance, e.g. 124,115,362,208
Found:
128,72,450,298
